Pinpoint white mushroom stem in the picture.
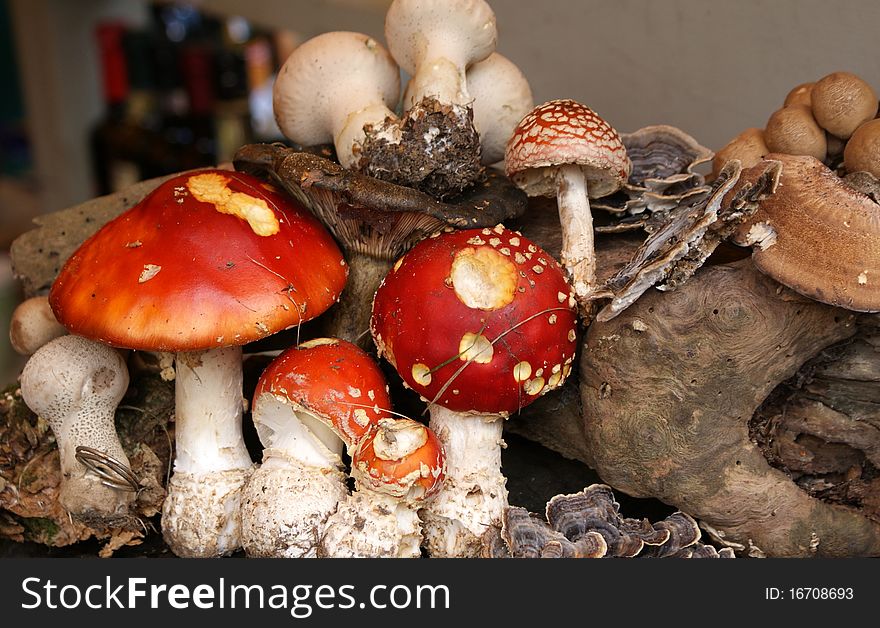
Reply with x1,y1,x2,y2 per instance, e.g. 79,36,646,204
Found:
240,396,347,558
320,491,422,558
160,346,254,558
19,335,134,524
422,405,506,557
556,164,597,301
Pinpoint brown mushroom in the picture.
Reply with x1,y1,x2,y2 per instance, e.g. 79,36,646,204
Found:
784,82,814,108
731,154,880,312
764,105,827,161
710,128,769,180
811,71,878,139
843,118,880,179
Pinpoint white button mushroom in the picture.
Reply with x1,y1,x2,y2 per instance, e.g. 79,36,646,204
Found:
272,31,401,170
8,295,67,356
19,334,134,524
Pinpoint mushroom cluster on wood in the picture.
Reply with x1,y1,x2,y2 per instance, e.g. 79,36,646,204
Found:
371,226,578,557
505,99,631,311
580,259,880,556
48,169,348,557
481,484,733,558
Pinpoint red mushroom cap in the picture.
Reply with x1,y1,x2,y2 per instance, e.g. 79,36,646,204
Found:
254,337,392,446
505,99,631,198
50,170,348,351
371,225,578,415
352,418,445,500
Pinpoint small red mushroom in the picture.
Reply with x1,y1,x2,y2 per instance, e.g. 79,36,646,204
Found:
371,225,578,556
505,99,631,312
241,337,392,558
49,169,348,557
320,417,446,557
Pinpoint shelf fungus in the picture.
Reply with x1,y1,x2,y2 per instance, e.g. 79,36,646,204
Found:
594,159,782,322
371,226,578,557
49,169,347,557
481,485,732,559
581,259,880,556
234,143,525,349
730,154,880,313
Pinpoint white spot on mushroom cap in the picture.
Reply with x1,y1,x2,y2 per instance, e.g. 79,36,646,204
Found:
858,271,868,285
458,332,494,364
412,363,432,386
139,264,161,283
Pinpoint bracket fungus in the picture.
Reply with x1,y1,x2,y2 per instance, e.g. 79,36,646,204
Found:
371,226,578,556
234,143,525,349
581,259,880,556
19,335,133,526
731,154,880,312
506,99,631,310
241,338,391,558
383,0,496,196
49,169,347,557
320,417,445,558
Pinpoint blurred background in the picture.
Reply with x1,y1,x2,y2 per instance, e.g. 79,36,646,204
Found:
1,0,879,384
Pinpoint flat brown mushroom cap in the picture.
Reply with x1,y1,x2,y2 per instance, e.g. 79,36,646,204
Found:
50,170,348,351
732,154,880,312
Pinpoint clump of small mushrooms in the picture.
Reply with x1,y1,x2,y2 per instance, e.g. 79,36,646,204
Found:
713,71,878,178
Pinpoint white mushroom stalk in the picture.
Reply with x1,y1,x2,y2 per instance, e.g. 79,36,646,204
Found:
239,338,392,557
273,31,401,169
19,335,135,525
320,418,445,558
161,347,254,558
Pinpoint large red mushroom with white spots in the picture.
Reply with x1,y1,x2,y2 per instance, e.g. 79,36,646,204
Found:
505,99,631,312
49,169,348,557
241,337,392,558
371,225,578,556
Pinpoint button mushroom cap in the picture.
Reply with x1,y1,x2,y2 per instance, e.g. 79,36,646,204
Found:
844,118,880,179
19,334,133,523
462,52,534,166
505,99,631,304
9,295,67,355
784,82,814,108
731,153,880,312
372,226,578,414
811,71,878,139
48,169,348,557
385,0,496,109
241,337,392,558
763,105,827,161
273,31,401,169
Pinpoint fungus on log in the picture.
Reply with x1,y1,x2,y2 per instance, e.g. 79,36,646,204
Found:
581,259,880,557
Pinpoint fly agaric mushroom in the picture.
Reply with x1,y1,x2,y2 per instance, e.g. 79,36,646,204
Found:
505,99,632,311
731,154,880,312
320,417,446,558
49,169,347,557
371,226,578,557
811,71,878,139
272,31,401,171
9,295,67,355
450,52,533,167
234,143,526,349
844,118,880,179
240,337,392,557
19,334,133,524
382,0,496,196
